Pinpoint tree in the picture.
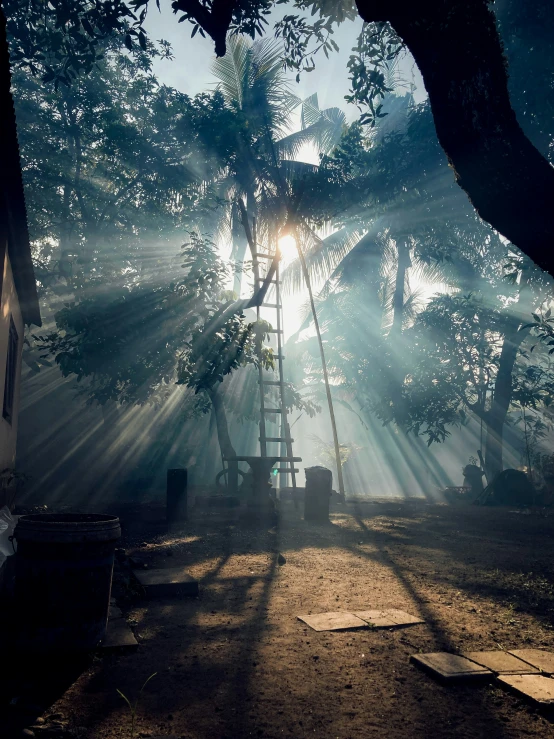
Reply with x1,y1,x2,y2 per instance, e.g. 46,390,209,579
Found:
392,255,554,480
189,37,348,495
36,234,276,462
11,38,235,300
200,36,345,293
5,0,554,275
278,89,554,481
495,0,554,161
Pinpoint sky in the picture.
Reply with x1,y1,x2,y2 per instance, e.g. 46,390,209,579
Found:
144,4,427,119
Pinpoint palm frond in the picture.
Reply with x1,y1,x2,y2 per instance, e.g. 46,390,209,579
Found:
211,36,251,109
281,225,363,294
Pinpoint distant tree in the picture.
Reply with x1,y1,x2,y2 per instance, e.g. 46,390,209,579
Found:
282,95,554,480
392,260,554,480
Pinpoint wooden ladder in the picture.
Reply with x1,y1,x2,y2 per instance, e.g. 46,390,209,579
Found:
252,238,299,493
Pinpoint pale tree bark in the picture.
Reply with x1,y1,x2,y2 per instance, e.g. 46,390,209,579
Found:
388,237,411,424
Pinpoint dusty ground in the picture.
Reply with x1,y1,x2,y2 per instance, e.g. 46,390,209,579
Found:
5,497,554,738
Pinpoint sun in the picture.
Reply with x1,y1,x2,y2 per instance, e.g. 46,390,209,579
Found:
278,234,298,263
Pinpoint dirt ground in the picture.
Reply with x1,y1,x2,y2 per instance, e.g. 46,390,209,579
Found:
6,497,554,738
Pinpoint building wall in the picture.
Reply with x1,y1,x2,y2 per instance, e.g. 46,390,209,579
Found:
0,246,24,477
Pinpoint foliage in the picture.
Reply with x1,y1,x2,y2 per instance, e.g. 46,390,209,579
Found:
177,314,275,393
388,287,554,447
4,0,173,86
35,234,273,405
308,433,360,469
11,36,206,298
117,672,157,739
198,36,346,290
344,22,404,127
521,308,554,353
5,0,405,127
283,91,554,478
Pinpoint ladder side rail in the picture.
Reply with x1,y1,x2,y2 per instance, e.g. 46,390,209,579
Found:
252,216,268,458
275,261,297,490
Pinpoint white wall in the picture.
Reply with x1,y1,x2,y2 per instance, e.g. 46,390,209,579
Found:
0,247,24,480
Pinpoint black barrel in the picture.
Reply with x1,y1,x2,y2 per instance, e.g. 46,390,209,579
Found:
304,466,332,523
13,513,121,652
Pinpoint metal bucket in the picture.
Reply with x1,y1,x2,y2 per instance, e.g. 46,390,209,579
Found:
13,513,121,652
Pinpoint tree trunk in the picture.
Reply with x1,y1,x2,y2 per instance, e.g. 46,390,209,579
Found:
388,237,411,424
483,329,524,479
390,237,411,341
207,385,239,494
294,229,346,500
355,0,554,276
231,206,248,296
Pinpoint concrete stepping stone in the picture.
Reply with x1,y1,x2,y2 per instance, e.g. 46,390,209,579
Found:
462,651,540,675
108,605,123,620
354,609,424,628
134,567,199,598
411,652,492,681
298,612,368,632
353,610,397,628
498,674,554,705
101,619,138,649
508,649,554,675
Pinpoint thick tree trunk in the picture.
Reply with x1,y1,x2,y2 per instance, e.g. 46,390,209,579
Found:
355,0,554,275
207,385,239,493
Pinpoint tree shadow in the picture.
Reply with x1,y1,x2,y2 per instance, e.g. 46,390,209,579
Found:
3,498,553,737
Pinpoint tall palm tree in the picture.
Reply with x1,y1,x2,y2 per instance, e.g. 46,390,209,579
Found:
203,37,346,293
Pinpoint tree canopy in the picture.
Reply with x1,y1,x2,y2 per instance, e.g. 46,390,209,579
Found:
4,0,554,275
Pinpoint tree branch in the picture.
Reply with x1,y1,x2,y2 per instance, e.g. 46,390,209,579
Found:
355,0,554,274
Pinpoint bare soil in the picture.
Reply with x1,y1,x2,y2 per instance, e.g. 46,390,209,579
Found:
6,498,554,738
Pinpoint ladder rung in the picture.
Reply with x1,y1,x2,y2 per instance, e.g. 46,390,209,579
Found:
267,328,283,333
275,468,300,473
254,252,276,260
259,380,281,386
261,303,280,309
263,408,282,413
273,355,285,360
262,437,294,443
